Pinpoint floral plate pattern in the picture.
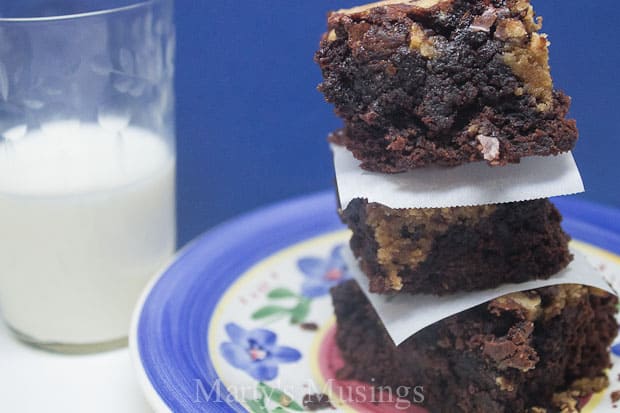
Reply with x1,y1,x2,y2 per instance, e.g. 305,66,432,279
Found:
131,191,620,413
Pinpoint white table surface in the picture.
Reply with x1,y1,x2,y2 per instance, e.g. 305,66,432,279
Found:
0,321,153,413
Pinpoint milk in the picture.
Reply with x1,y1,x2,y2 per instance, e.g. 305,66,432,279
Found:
0,122,176,345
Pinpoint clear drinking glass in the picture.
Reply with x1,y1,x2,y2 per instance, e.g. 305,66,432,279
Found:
0,0,176,353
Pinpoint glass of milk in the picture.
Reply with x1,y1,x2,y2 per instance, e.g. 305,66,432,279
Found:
0,0,176,352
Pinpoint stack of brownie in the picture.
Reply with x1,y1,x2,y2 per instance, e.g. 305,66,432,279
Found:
315,1,618,412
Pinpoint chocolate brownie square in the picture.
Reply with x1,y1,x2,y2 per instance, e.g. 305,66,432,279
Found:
341,198,572,295
331,280,618,412
316,0,578,171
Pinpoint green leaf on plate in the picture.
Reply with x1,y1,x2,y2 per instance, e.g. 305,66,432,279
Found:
271,408,288,413
267,288,298,300
246,399,269,413
290,298,311,324
258,382,303,411
252,306,290,320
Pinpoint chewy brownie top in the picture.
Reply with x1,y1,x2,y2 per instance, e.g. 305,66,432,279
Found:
316,0,578,171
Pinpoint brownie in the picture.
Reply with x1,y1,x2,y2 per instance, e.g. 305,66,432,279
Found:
315,0,578,171
332,280,618,413
341,198,572,295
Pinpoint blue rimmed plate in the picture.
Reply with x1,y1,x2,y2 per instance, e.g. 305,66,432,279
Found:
130,191,620,413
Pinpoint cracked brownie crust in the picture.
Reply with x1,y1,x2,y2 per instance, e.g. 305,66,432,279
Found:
341,198,572,295
331,280,618,413
316,0,578,171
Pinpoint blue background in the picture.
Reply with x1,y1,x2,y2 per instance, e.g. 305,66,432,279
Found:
174,1,620,246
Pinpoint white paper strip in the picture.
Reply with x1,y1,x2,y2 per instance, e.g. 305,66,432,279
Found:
332,144,585,209
344,247,615,346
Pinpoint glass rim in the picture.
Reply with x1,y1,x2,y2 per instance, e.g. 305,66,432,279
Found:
0,0,162,23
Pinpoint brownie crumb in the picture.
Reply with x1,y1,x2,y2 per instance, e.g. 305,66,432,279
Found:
302,393,333,411
611,390,620,403
300,322,319,331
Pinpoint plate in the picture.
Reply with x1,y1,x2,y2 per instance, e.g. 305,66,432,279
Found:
130,191,620,413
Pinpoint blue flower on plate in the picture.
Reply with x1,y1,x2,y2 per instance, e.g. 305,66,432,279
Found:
297,245,352,298
612,342,620,357
220,323,301,381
